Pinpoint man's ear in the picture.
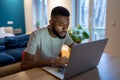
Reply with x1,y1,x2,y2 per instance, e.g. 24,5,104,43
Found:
49,20,53,24
49,20,53,29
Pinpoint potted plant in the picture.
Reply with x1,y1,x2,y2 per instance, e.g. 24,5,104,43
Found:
36,21,40,29
68,25,90,43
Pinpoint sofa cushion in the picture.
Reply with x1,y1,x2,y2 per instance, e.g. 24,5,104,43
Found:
0,38,6,45
0,45,6,52
6,34,30,49
6,48,25,62
0,52,15,67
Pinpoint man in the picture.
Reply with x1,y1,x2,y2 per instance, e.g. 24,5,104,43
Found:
21,6,74,70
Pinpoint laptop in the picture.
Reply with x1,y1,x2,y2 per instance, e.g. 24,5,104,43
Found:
42,38,108,80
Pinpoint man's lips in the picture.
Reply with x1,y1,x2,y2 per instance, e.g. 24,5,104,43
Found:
60,31,66,36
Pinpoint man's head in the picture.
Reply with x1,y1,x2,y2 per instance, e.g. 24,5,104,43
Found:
49,6,70,39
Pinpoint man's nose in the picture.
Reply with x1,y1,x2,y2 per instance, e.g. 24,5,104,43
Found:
62,26,68,31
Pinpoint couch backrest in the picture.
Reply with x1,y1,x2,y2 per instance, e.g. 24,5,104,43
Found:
0,38,6,45
0,38,6,52
5,34,30,49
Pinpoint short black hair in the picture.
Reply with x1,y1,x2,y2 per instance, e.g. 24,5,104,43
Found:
51,6,70,17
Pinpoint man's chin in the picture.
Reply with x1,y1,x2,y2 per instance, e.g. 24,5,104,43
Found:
58,35,66,39
52,28,66,39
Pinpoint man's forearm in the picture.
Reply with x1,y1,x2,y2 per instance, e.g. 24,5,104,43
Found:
21,58,53,70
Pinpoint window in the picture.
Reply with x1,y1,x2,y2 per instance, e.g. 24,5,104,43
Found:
72,0,107,40
33,0,48,29
77,0,89,28
92,0,107,40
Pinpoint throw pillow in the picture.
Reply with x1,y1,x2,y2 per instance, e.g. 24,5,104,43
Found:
0,27,5,34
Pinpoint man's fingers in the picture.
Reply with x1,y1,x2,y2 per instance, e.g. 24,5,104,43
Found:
53,56,68,66
62,56,68,63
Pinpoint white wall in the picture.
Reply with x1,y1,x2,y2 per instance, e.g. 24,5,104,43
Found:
24,0,34,33
105,0,120,55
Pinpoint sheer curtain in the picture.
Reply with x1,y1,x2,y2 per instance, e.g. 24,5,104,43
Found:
77,0,89,28
92,0,107,40
33,0,48,29
93,0,107,28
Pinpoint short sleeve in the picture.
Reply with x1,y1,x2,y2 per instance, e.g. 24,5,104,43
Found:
25,32,38,55
64,32,73,45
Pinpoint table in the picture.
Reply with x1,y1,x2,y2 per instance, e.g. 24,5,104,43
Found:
0,67,58,80
1,53,120,80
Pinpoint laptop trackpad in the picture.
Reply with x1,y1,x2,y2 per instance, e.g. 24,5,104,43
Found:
42,66,64,79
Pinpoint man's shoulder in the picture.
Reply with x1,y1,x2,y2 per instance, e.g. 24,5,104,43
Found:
38,27,47,31
33,27,48,34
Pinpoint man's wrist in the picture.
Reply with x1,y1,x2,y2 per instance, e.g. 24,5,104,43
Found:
50,58,55,65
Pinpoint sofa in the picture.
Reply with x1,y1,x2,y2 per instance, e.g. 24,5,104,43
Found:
0,34,30,67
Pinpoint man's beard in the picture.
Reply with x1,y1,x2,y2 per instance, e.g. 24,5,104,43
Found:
52,27,66,39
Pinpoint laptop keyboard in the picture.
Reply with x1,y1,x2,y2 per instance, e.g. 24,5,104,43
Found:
57,66,66,74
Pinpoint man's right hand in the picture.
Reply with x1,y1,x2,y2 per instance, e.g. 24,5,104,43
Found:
51,56,68,67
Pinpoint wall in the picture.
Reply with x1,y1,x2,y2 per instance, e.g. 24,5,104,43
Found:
105,0,120,55
24,0,34,33
0,0,25,34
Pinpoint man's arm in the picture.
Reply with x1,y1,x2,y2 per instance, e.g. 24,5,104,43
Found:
21,52,53,70
21,52,68,70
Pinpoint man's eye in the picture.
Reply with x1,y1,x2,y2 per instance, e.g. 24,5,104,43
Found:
59,23,64,26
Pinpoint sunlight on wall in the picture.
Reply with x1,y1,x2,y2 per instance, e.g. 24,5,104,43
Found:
24,0,34,33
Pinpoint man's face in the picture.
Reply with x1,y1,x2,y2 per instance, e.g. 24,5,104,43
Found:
51,15,69,39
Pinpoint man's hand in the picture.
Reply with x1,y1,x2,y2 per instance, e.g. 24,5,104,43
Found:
52,56,68,66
